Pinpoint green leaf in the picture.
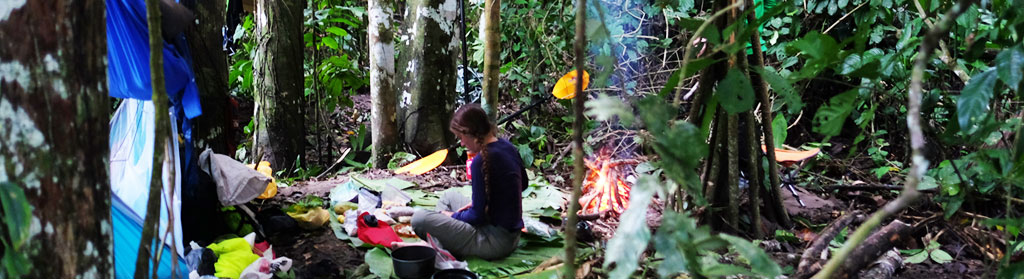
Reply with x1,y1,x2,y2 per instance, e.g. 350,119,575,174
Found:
958,69,999,128
585,93,635,127
654,211,711,277
919,175,939,190
659,68,683,98
790,31,840,78
930,249,953,264
604,175,658,278
756,67,803,114
326,26,348,37
720,235,783,278
365,247,394,278
772,114,788,148
996,46,1024,92
467,237,564,277
0,182,33,250
322,36,340,50
717,69,756,114
812,90,858,137
905,251,929,264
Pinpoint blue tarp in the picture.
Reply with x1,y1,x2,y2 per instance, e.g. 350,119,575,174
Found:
113,194,189,278
107,0,202,120
107,0,201,277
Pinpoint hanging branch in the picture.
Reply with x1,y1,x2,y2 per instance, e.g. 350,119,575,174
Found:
136,0,167,277
813,0,977,277
562,0,587,276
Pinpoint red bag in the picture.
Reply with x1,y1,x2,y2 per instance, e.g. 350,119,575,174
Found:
356,212,402,247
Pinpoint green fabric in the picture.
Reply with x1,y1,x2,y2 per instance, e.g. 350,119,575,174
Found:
208,238,260,279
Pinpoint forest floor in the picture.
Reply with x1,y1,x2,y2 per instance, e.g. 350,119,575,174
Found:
246,94,1003,278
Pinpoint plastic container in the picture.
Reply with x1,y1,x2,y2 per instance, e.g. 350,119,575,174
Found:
392,246,436,279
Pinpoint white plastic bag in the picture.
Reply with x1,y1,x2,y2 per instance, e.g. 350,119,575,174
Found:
239,246,293,279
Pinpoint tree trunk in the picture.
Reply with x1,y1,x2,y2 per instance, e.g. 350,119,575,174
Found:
480,0,500,120
0,0,112,277
137,0,168,277
369,0,399,168
186,0,233,155
397,0,458,156
254,0,305,170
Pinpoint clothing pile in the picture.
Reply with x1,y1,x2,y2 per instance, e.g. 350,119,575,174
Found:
184,233,293,279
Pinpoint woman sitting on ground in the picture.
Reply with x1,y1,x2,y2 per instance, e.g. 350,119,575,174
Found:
409,104,527,260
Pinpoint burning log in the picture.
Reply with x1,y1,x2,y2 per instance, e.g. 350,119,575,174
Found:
578,147,640,216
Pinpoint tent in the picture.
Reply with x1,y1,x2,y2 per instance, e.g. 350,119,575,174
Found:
107,0,203,277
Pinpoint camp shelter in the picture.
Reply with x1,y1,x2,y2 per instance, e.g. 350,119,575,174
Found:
107,0,204,277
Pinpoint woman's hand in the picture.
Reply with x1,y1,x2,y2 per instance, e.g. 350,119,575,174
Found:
457,203,473,212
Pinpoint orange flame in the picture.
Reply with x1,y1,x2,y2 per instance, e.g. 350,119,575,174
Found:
579,147,635,216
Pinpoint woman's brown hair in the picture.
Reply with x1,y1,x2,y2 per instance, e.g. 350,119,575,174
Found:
450,104,496,218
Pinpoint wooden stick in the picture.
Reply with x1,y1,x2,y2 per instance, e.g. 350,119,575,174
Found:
837,220,913,278
860,250,903,279
796,211,865,278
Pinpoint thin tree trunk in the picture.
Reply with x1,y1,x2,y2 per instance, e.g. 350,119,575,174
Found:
137,0,168,276
725,113,740,233
745,112,763,239
0,0,111,277
187,0,232,155
254,0,305,170
748,19,791,227
480,0,501,120
562,0,586,276
369,0,399,167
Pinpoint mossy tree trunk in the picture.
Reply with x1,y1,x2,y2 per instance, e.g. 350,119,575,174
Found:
186,0,233,155
397,0,458,156
254,0,305,170
0,0,112,277
369,0,399,167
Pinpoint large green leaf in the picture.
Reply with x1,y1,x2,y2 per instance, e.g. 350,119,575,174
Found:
322,36,339,50
719,235,783,278
653,211,720,277
603,175,657,278
585,93,635,127
996,46,1024,92
326,26,348,37
365,247,394,278
756,67,803,115
771,114,788,148
467,237,564,278
957,69,998,129
812,90,858,137
790,31,840,78
717,69,756,114
0,182,32,250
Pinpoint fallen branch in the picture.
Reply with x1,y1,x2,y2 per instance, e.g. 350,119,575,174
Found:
838,220,912,278
820,183,938,193
796,211,865,278
860,250,903,279
812,0,976,277
315,148,352,180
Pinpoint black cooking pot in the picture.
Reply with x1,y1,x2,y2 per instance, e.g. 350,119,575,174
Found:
392,246,436,279
432,268,478,279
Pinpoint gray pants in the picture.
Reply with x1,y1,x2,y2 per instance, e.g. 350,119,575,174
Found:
411,190,520,260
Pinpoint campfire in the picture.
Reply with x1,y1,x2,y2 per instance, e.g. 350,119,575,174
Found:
578,146,640,218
